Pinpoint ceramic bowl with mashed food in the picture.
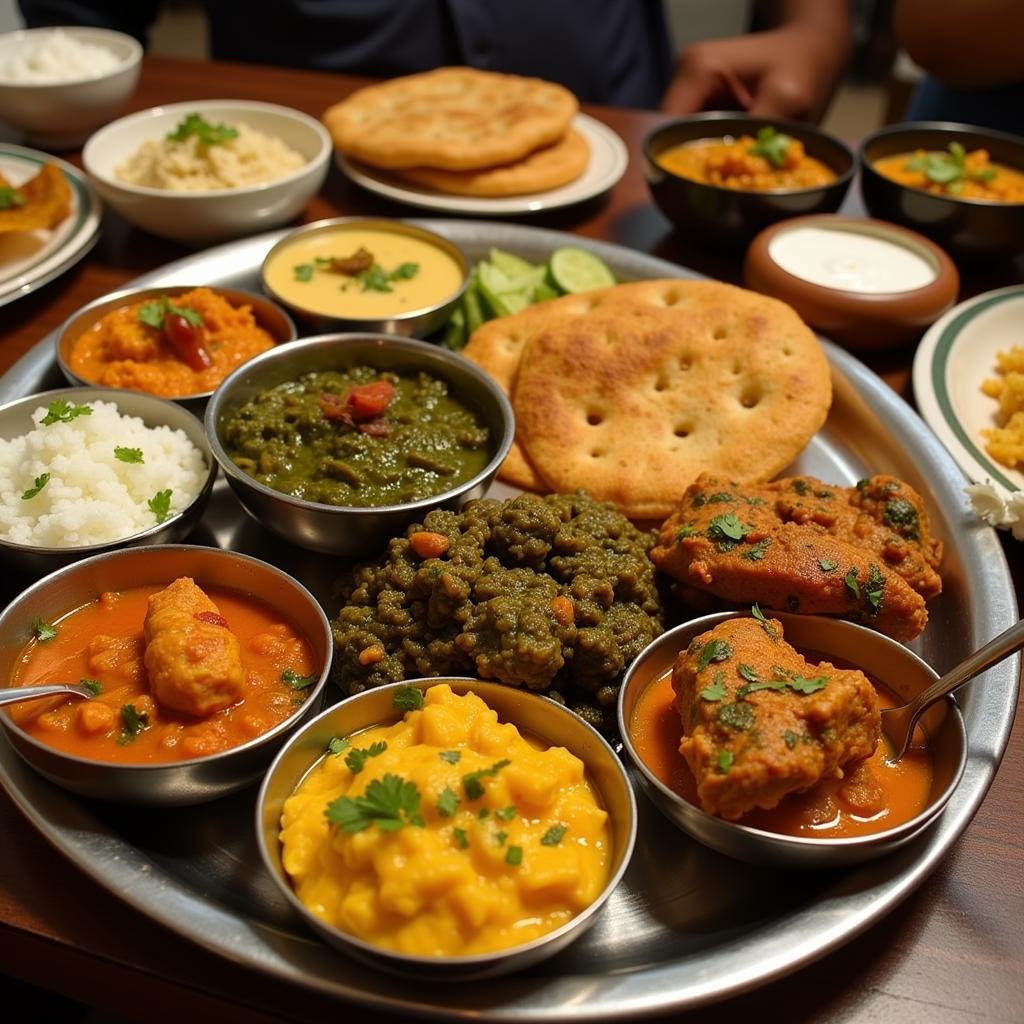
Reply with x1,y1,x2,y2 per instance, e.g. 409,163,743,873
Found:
205,333,514,555
256,678,636,978
82,99,331,245
643,112,854,248
0,26,141,148
261,218,470,337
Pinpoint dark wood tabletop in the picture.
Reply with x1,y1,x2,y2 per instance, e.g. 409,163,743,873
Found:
0,56,1021,1024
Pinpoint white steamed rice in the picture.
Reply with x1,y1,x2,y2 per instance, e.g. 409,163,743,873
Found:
0,29,122,84
0,399,207,548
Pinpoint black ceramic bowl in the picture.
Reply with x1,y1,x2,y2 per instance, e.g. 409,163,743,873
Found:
859,121,1024,260
643,112,855,249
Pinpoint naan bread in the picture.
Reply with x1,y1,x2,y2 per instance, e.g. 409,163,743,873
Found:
323,67,577,171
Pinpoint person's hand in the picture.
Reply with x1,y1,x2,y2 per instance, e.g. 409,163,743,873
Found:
661,26,849,123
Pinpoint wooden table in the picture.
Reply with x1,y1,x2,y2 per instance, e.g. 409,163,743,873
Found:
1,57,1022,1024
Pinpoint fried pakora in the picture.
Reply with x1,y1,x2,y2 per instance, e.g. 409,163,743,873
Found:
0,163,71,234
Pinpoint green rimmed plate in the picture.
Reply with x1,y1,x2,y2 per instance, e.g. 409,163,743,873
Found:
0,143,102,307
913,285,1024,500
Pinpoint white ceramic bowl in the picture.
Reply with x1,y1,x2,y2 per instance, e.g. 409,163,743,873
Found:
0,27,142,149
82,99,332,246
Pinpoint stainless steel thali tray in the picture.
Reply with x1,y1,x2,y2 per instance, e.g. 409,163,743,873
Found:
0,221,1018,1020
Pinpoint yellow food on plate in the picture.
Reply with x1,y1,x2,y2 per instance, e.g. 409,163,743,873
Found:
874,146,1024,202
279,684,612,957
981,344,1024,469
0,162,71,234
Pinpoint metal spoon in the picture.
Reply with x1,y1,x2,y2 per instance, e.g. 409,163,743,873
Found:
0,681,99,707
882,618,1024,761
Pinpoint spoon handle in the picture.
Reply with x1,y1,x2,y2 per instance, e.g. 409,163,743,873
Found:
906,619,1024,718
0,683,90,707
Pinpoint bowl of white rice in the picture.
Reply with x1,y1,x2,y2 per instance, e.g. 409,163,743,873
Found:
0,386,215,573
82,100,332,246
0,27,141,149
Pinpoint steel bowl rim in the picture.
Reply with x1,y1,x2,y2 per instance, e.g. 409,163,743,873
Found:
0,543,333,773
255,676,638,972
617,610,969,857
205,332,515,516
259,216,471,327
55,283,298,403
0,385,215,559
642,111,857,197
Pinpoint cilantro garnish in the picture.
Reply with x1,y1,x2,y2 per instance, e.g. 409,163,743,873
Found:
751,603,778,639
463,759,511,800
699,670,727,702
717,702,755,731
748,126,793,168
117,703,149,745
41,399,92,426
540,824,567,846
281,668,317,689
327,736,350,756
788,674,829,695
21,473,50,500
453,826,469,849
819,558,837,572
697,639,732,672
676,523,696,540
325,773,424,833
0,185,25,209
494,830,508,847
496,804,517,821
741,538,772,561
81,679,102,697
716,750,734,774
738,664,759,683
350,262,422,294
147,489,173,524
167,113,239,147
439,750,461,765
114,446,144,464
844,567,860,600
436,786,460,818
345,740,387,775
32,617,57,641
707,514,750,544
293,263,314,282
865,564,886,613
792,479,810,495
905,141,997,191
392,685,424,712
478,807,490,819
737,678,788,699
505,845,523,866
783,729,798,750
138,296,204,332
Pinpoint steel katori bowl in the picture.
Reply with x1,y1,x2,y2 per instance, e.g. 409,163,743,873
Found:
0,545,332,805
618,611,967,868
204,333,515,556
256,678,637,980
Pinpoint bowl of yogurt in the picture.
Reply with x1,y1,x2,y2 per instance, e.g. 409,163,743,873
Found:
0,27,142,149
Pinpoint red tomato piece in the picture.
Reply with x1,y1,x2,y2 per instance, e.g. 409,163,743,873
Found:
345,380,395,419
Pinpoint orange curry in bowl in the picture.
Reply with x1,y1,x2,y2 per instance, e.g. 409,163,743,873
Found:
658,126,837,192
873,142,1024,202
7,577,318,764
68,287,278,398
628,617,933,839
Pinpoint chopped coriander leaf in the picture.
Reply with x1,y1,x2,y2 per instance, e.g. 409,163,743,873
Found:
505,845,523,866
137,300,165,329
0,185,26,209
865,563,886,613
496,804,517,822
738,663,759,683
844,567,860,600
737,678,787,699
81,678,102,697
883,498,920,540
748,125,792,168
117,703,150,745
707,513,750,544
783,729,798,750
717,701,755,732
676,523,696,539
167,112,239,146
462,758,511,800
478,807,490,819
439,750,461,764
789,674,829,695
717,749,734,773
21,473,50,500
294,263,314,282
751,603,778,639
540,824,567,846
792,479,810,495
453,826,469,849
325,773,424,833
436,786,460,818
32,617,58,642
114,446,144,464
697,638,733,671
495,830,508,847
706,492,734,504
327,736,350,756
281,668,317,689
358,264,393,293
699,670,727,702
41,398,92,426
741,537,772,561
147,488,173,524
819,558,837,572
345,740,388,774
392,685,425,712
390,262,419,281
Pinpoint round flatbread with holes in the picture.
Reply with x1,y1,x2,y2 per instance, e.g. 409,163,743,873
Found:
468,279,831,518
323,67,578,171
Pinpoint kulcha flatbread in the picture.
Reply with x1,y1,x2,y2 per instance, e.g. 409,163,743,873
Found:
465,280,832,519
323,67,578,171
394,130,590,197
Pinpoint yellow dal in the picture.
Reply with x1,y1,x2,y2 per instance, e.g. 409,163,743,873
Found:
264,228,464,319
279,685,612,957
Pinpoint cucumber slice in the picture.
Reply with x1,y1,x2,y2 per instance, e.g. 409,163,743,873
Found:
533,281,560,302
462,286,485,335
548,247,616,293
488,248,539,278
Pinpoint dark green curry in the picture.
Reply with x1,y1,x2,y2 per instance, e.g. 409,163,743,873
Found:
221,366,491,507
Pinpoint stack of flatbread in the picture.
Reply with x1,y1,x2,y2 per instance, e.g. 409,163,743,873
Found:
323,67,589,197
463,279,833,520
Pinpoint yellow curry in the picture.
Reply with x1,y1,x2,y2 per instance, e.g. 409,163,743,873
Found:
280,684,612,957
874,144,1024,202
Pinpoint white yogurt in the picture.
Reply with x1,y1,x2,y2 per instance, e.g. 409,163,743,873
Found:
768,225,937,294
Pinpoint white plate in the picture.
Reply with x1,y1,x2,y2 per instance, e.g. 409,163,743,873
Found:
336,113,628,215
913,285,1024,500
0,144,102,307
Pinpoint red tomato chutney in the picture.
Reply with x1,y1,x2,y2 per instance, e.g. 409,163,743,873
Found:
7,584,318,764
629,666,933,839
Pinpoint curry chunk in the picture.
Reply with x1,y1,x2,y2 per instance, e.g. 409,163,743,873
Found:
143,577,244,717
651,473,942,641
674,617,880,820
